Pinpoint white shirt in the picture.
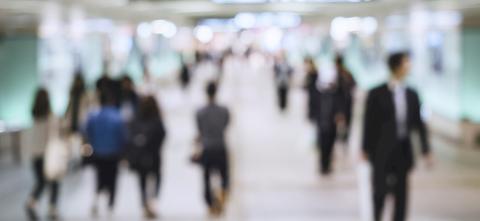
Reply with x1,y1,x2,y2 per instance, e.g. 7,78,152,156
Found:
388,78,408,139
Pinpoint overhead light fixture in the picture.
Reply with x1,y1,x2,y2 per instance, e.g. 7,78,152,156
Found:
152,19,177,38
194,25,214,43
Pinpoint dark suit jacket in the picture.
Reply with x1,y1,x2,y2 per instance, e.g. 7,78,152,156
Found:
362,83,430,171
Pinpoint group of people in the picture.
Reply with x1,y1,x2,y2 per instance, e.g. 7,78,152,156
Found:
25,66,231,220
273,53,356,175
274,51,432,221
24,50,432,221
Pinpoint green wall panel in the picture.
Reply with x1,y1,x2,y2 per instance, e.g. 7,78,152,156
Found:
461,28,480,122
0,36,38,127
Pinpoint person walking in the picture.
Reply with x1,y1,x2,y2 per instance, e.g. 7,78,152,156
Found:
362,52,433,221
25,88,60,221
315,83,340,176
196,82,230,216
127,96,166,219
334,55,356,141
274,53,293,112
85,89,126,217
303,57,320,122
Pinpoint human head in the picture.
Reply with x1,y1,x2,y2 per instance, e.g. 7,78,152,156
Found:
121,75,134,91
206,81,217,102
32,88,51,119
304,57,316,74
138,96,160,120
388,51,410,80
71,73,85,95
335,54,344,68
99,89,115,107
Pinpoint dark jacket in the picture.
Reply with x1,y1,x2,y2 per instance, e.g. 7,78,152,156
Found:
305,72,319,120
316,87,340,132
362,84,430,171
335,70,356,124
127,118,166,171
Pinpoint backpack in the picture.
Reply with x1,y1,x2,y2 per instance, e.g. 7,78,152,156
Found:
126,123,150,170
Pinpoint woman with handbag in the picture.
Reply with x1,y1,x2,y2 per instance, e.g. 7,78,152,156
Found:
26,88,63,221
127,96,166,219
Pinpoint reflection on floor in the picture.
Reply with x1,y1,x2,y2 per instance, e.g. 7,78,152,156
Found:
1,58,480,221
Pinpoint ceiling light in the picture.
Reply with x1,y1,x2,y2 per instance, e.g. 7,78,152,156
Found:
152,19,177,38
194,25,214,43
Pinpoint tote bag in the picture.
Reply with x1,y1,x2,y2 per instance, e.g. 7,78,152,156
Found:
44,136,69,181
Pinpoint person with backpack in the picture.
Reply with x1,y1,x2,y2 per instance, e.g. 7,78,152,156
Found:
127,96,166,219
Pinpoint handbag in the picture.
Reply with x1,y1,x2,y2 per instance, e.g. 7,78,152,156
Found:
44,136,69,181
190,139,204,165
190,147,203,165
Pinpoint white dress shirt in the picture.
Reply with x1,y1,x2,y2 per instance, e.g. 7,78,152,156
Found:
388,79,408,139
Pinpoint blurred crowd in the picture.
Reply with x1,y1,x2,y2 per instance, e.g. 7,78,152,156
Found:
24,46,431,221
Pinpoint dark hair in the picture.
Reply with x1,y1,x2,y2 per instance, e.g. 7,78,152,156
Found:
138,96,160,120
388,52,409,72
304,56,314,65
122,75,133,84
70,73,85,96
304,57,317,74
32,88,51,119
206,81,217,99
99,90,115,106
335,54,344,66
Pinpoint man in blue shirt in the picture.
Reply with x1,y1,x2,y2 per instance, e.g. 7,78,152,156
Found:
85,90,126,216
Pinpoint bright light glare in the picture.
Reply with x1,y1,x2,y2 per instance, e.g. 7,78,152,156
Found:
234,13,256,29
331,16,377,41
275,13,301,28
433,11,462,28
361,17,378,35
137,22,152,38
262,27,283,52
194,25,214,43
152,19,177,38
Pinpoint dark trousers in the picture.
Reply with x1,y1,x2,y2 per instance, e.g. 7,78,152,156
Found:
30,157,59,206
277,86,288,111
94,157,119,208
138,168,161,207
318,128,337,174
373,141,410,221
202,148,229,207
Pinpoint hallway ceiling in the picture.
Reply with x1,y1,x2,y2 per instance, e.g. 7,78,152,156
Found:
0,0,480,32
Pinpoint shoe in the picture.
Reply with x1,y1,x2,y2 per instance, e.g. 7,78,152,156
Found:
144,207,157,219
208,206,220,217
25,203,38,221
218,190,228,206
91,205,98,218
48,207,59,220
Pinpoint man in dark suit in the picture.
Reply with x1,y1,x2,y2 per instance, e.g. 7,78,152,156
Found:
362,52,433,221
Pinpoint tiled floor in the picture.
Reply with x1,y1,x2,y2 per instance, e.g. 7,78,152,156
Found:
1,57,480,221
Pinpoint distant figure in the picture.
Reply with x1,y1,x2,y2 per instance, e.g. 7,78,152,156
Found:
196,82,230,216
25,88,60,221
316,83,340,175
362,52,432,221
179,57,191,89
85,90,126,216
120,75,139,122
274,53,293,112
64,73,89,134
334,55,356,140
127,96,166,219
303,57,320,122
